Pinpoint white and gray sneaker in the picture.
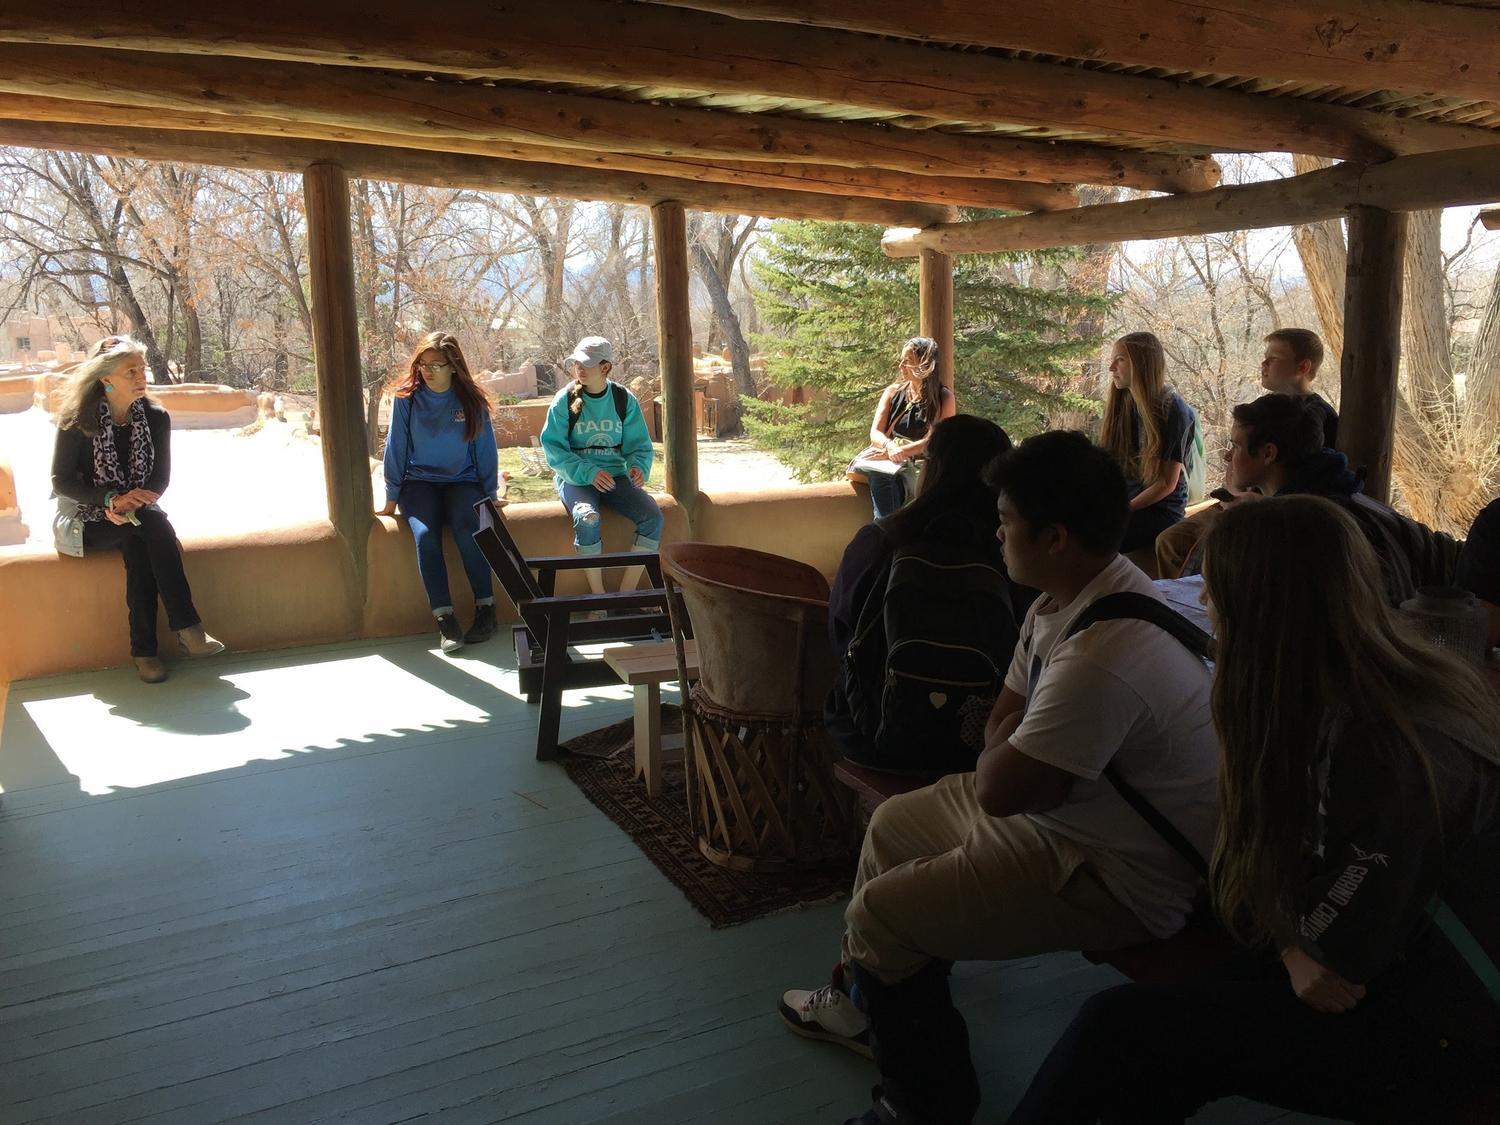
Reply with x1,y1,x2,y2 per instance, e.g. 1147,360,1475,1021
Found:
778,983,872,1058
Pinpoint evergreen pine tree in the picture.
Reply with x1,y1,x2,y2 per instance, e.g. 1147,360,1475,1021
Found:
744,218,1113,480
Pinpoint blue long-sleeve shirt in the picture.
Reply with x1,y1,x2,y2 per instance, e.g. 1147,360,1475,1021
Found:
382,385,498,503
539,382,653,486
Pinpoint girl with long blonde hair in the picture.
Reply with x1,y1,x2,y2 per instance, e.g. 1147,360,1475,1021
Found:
1012,496,1500,1123
861,336,957,519
1100,331,1197,555
51,336,225,683
378,331,500,653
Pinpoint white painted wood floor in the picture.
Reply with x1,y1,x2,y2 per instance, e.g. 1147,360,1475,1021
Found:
0,636,1322,1124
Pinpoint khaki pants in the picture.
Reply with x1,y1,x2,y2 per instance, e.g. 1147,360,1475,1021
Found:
1155,503,1223,579
842,772,1151,983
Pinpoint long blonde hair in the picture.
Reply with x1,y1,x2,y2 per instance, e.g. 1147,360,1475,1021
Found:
1100,331,1170,485
891,336,944,428
1202,496,1500,946
56,337,149,436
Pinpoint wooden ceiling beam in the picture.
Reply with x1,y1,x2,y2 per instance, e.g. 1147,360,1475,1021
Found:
0,43,1219,193
0,118,958,227
0,1,1493,163
647,0,1500,106
0,94,1078,211
882,146,1500,256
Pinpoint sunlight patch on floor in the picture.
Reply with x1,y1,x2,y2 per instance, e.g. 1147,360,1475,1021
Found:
21,654,491,795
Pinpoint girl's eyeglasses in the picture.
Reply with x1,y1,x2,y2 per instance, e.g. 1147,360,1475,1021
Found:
417,361,453,373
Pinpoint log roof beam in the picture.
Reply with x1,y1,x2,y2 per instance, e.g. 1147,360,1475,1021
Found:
882,146,1500,257
0,118,957,227
0,93,1079,212
0,43,1219,193
0,1,1492,162
647,0,1500,106
1481,209,1500,232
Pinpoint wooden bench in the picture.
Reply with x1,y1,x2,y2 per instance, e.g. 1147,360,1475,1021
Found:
831,762,1234,985
602,639,699,798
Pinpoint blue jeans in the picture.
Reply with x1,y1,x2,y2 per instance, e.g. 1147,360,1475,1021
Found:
868,469,912,520
558,476,664,552
397,480,494,611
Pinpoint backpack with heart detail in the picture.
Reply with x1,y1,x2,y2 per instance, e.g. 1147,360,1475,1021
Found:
841,514,1024,776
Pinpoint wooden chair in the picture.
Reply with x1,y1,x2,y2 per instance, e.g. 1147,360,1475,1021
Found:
661,542,857,873
471,497,673,760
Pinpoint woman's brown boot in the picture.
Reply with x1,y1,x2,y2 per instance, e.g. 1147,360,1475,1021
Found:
134,656,168,684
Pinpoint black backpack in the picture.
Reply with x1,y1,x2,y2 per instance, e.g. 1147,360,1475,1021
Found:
841,517,1022,776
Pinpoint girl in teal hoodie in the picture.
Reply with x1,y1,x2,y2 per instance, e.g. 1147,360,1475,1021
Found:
540,336,662,596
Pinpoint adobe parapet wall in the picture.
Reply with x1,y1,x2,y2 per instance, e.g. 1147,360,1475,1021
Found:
0,483,867,684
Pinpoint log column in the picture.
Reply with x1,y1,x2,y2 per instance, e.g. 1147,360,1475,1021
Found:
1337,205,1407,504
919,248,955,391
304,161,372,623
651,200,699,527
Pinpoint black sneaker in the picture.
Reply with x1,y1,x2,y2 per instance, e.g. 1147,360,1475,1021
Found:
464,603,497,645
437,613,465,653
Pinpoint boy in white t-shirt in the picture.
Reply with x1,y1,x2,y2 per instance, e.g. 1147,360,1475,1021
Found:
778,431,1219,1125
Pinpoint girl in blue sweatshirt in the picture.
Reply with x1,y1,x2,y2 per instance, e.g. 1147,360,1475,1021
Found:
540,336,662,596
379,332,500,653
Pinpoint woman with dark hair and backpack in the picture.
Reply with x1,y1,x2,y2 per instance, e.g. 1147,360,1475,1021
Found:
1011,495,1500,1125
826,413,1031,776
859,336,958,519
378,331,500,654
540,335,662,600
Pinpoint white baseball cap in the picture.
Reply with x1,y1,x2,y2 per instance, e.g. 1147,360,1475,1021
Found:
567,336,613,367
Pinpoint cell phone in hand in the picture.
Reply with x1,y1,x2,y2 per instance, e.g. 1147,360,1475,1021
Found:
1209,488,1235,503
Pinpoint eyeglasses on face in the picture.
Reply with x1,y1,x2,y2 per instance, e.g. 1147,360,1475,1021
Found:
416,360,453,372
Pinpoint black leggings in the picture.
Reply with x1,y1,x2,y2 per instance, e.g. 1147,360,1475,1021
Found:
84,508,201,657
1120,502,1182,555
1009,967,1480,1125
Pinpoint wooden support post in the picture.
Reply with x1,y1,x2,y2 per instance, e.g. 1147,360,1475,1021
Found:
303,161,372,623
651,200,698,527
919,249,955,392
1337,206,1407,505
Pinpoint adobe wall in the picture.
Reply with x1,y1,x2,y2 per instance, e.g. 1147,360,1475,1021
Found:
0,483,867,684
26,378,258,428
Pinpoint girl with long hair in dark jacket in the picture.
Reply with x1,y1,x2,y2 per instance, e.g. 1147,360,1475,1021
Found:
1011,496,1500,1124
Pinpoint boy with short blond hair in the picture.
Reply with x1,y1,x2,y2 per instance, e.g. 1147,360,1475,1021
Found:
1261,328,1337,447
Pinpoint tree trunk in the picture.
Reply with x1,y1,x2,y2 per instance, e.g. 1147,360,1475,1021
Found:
180,284,203,380
691,238,754,399
1466,255,1500,431
1289,154,1346,366
1401,209,1454,409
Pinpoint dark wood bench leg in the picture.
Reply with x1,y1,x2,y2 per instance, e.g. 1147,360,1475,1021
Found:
535,608,569,761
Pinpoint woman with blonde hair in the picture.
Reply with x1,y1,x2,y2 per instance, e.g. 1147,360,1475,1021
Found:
1011,496,1500,1124
860,336,957,519
51,337,225,683
1099,331,1196,553
379,331,500,653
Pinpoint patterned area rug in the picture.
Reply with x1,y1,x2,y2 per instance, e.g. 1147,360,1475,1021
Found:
560,706,854,928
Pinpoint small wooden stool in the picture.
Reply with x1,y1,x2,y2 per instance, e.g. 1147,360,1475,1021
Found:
602,639,699,798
